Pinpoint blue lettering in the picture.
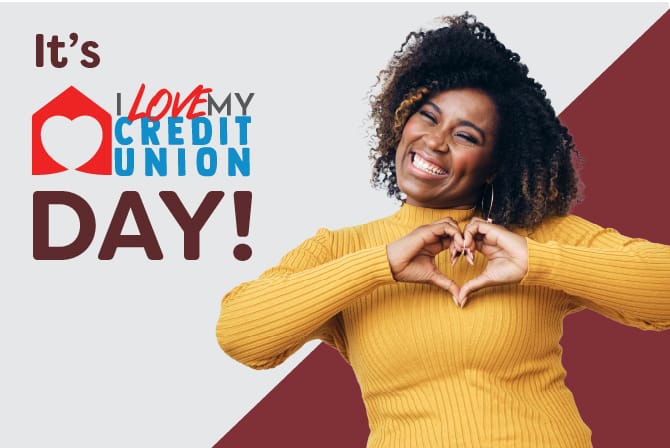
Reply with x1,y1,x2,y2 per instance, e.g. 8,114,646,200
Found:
177,147,186,176
235,116,251,145
114,117,133,145
141,118,160,145
145,147,167,176
196,147,217,176
191,117,212,145
228,147,250,176
168,117,184,145
114,147,135,176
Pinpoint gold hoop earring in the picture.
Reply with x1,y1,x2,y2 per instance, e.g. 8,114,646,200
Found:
480,183,494,223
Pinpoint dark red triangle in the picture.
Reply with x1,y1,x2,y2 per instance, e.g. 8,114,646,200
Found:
213,344,369,447
215,10,670,448
560,9,670,448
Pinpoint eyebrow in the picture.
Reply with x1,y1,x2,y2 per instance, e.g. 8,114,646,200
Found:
425,101,488,144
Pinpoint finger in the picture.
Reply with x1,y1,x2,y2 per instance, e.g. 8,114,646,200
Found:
449,234,466,264
423,221,464,254
453,245,474,266
423,220,461,240
399,223,452,256
458,274,493,307
462,221,476,249
462,218,494,249
447,226,465,251
461,220,485,265
465,248,474,266
429,218,465,259
450,244,463,266
424,218,468,264
429,272,461,304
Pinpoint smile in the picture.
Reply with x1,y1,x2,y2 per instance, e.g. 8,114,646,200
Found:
411,152,448,176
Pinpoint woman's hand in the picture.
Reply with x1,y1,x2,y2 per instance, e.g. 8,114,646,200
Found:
458,217,528,307
386,216,529,308
386,217,464,305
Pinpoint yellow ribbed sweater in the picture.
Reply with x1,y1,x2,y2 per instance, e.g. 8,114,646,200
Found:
217,204,670,447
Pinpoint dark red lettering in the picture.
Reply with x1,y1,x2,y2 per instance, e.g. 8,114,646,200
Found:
33,191,95,260
160,191,224,260
98,191,163,260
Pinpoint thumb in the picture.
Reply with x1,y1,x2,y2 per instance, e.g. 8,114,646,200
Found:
429,273,461,307
458,274,493,307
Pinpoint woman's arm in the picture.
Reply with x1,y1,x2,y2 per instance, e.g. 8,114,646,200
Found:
459,214,670,330
521,215,670,331
216,229,395,370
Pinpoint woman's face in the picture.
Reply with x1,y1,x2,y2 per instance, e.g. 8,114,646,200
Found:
395,88,498,209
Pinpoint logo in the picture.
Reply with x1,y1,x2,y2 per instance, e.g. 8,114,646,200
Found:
32,86,112,175
32,84,254,178
31,84,256,261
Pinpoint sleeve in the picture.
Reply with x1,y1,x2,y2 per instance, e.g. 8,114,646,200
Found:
216,228,396,370
520,215,670,331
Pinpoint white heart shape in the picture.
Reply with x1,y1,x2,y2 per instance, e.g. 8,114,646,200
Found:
41,115,103,170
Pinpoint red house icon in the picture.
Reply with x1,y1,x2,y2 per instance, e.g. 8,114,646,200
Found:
32,86,112,175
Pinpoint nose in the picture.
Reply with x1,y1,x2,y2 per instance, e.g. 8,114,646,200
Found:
424,131,449,153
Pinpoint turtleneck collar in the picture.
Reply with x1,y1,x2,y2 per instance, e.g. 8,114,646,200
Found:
391,203,478,226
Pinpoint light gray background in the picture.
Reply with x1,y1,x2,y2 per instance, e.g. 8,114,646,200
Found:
1,3,667,447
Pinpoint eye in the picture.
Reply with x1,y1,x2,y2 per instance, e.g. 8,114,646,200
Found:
419,110,437,124
455,132,478,144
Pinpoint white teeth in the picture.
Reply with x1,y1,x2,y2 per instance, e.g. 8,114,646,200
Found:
412,153,447,175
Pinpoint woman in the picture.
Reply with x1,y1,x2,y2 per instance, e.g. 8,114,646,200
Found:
217,13,670,447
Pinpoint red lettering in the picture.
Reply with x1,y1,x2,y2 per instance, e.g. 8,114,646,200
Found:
126,84,212,121
126,83,147,121
146,88,171,121
180,84,212,119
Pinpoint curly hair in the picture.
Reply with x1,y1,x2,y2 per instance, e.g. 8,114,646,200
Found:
369,12,581,229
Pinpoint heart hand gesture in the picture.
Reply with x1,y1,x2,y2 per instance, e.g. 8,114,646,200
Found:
386,216,528,307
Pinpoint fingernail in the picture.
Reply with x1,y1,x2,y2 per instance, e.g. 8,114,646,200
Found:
452,295,459,307
466,249,474,265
